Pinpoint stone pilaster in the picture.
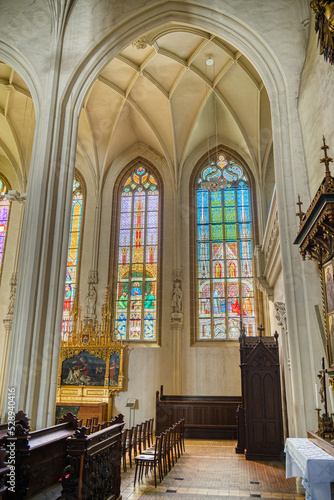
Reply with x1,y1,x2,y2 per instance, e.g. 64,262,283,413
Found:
171,269,183,394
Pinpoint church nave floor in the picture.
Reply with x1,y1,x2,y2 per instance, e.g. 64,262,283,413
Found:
121,439,304,500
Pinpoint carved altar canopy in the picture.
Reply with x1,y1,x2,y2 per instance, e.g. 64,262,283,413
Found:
294,138,334,372
56,287,125,420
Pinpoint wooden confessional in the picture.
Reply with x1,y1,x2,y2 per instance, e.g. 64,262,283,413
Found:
236,330,284,460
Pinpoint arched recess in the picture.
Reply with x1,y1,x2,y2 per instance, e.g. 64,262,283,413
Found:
189,145,262,344
0,173,12,279
61,169,86,334
109,157,163,344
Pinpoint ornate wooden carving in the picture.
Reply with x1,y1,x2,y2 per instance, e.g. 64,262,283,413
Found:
61,414,124,500
237,331,284,460
295,138,334,265
295,138,334,369
311,1,334,65
3,413,78,499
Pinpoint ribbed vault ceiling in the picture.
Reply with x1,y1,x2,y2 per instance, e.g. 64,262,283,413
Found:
0,24,272,192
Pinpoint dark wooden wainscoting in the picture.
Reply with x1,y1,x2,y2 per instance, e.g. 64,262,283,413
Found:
156,387,241,439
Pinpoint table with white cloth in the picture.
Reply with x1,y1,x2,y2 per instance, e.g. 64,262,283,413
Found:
285,438,334,500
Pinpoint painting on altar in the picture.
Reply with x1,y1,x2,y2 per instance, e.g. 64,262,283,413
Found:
109,352,120,386
328,313,334,367
324,259,334,314
61,349,106,386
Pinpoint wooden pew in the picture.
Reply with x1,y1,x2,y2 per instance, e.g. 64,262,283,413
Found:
156,386,242,439
3,412,78,499
0,449,10,499
0,411,30,445
60,413,124,500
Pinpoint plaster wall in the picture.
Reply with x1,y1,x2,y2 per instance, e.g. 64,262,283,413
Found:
299,14,334,197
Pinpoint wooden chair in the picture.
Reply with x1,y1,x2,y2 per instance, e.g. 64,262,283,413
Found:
132,425,138,459
149,417,154,445
145,419,151,447
180,418,185,453
92,416,99,426
140,420,147,453
134,434,163,487
121,428,128,472
126,426,134,468
136,423,143,454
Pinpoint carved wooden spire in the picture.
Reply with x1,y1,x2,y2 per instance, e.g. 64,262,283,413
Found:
296,194,304,223
321,136,333,179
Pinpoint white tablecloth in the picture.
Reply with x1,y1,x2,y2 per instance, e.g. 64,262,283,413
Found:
285,438,334,500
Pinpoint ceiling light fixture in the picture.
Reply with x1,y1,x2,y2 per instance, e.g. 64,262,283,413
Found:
206,57,214,66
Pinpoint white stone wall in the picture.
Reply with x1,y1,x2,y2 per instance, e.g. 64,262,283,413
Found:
299,14,334,197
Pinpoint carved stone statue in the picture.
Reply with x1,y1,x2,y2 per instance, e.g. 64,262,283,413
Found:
86,285,97,317
171,282,182,313
274,302,287,332
7,284,17,316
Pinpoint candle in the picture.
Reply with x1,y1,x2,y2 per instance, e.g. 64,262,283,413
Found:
315,383,319,408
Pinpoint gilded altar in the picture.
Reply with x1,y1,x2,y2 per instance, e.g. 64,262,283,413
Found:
56,287,125,421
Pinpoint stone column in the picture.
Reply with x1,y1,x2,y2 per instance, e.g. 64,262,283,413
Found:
2,6,78,428
272,89,325,437
171,269,183,394
0,193,25,415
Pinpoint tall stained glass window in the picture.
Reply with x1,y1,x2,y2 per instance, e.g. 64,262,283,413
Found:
196,153,255,340
0,176,10,273
62,176,83,333
115,165,159,341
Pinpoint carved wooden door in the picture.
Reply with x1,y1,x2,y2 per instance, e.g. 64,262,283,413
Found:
243,341,284,460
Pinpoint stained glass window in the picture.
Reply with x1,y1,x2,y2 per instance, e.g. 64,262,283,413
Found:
62,175,83,333
0,175,11,273
115,165,159,341
196,153,255,340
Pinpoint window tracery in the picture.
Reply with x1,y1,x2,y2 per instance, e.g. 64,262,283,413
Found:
114,164,160,341
0,174,11,276
195,152,255,340
62,174,84,333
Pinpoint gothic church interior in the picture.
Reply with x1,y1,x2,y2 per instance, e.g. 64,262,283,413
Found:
0,0,333,451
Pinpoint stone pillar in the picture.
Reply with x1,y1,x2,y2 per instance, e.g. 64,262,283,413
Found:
171,269,183,394
272,89,325,437
1,22,78,428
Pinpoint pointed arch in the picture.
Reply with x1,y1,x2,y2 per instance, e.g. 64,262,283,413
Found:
62,170,86,333
111,157,163,342
190,146,259,342
0,173,12,278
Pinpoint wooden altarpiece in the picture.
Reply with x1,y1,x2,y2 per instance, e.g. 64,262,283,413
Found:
56,287,125,421
236,329,284,460
294,138,334,387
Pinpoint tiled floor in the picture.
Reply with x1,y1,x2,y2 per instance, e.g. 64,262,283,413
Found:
31,438,305,499
121,439,305,500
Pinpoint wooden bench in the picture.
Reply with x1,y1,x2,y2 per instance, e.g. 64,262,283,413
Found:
156,386,242,439
2,412,79,499
0,449,10,499
60,413,124,500
0,411,30,445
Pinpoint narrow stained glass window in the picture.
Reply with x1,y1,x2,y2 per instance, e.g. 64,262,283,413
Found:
62,176,83,333
196,153,255,340
0,176,11,273
115,165,159,341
